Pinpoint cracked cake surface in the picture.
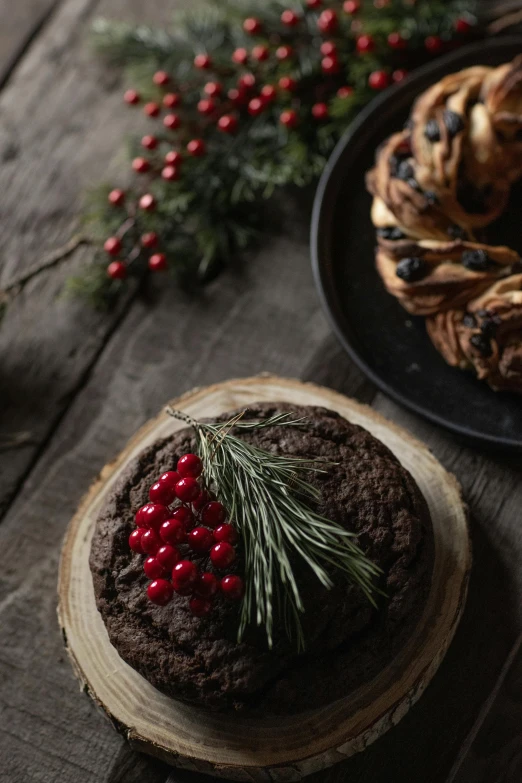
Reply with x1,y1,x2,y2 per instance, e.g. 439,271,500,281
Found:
90,402,434,714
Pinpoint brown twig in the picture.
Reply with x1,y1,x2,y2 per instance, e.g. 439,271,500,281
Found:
2,234,90,295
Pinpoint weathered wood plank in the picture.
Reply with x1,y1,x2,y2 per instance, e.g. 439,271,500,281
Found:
0,0,181,517
449,635,522,783
0,0,60,89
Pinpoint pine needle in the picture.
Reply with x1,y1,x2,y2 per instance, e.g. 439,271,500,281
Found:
167,408,381,650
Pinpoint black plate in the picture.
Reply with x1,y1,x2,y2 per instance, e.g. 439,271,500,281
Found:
311,36,522,451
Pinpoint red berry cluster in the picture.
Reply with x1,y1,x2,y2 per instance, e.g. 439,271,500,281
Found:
129,452,244,616
103,6,476,285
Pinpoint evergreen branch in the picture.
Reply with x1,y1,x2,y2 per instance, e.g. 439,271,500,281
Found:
167,407,381,650
68,0,480,306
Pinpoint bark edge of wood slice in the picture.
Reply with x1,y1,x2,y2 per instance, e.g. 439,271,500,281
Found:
58,374,471,782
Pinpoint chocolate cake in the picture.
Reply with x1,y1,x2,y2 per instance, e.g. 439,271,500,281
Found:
90,403,434,714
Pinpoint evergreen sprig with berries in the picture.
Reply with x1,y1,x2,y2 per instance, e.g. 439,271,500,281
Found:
68,0,478,307
130,408,381,649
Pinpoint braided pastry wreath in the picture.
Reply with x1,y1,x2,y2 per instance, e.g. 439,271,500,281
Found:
366,56,522,393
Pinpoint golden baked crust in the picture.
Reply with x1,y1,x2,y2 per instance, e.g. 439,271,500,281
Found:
366,56,522,392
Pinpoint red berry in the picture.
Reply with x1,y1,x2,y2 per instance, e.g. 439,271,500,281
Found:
165,150,183,166
337,85,354,98
232,47,248,65
318,9,337,33
343,0,360,13
213,524,238,544
455,18,472,33
177,453,203,478
306,0,322,7
228,87,247,107
132,157,150,174
108,188,125,206
217,115,238,133
142,528,161,555
141,135,158,150
281,10,299,26
252,45,269,62
220,575,244,600
157,544,181,570
139,194,156,211
197,98,215,116
194,572,218,599
107,261,127,280
141,231,158,248
188,526,213,553
175,477,200,502
144,556,166,579
163,92,181,108
204,81,222,97
149,253,168,272
210,542,236,569
161,165,180,181
260,84,277,104
201,501,226,528
160,518,187,546
280,109,298,128
144,102,160,117
187,139,206,157
135,503,170,531
276,45,293,61
278,76,297,92
425,35,443,53
164,113,181,130
388,32,407,50
356,34,375,54
153,70,170,86
238,73,256,90
248,97,264,116
189,597,212,617
104,237,122,256
172,560,198,594
369,70,390,90
243,17,262,35
149,480,176,506
194,54,212,69
129,528,145,553
147,579,173,606
170,505,194,529
322,56,339,74
320,41,337,56
124,89,140,105
312,102,329,120
192,489,211,512
393,69,408,83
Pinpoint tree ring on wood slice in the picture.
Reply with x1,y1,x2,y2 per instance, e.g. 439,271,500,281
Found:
57,374,471,782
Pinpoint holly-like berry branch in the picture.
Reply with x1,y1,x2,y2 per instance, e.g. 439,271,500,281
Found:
67,0,478,307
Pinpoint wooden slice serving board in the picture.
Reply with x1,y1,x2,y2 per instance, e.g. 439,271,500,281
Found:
58,375,471,782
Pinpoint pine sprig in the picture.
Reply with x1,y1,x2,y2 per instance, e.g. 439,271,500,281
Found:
70,0,479,306
167,407,381,650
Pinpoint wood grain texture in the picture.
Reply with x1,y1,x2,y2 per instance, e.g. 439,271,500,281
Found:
0,0,185,517
0,0,60,88
58,376,470,782
449,634,522,783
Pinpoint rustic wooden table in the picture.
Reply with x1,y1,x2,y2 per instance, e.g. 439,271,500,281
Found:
0,3,521,783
